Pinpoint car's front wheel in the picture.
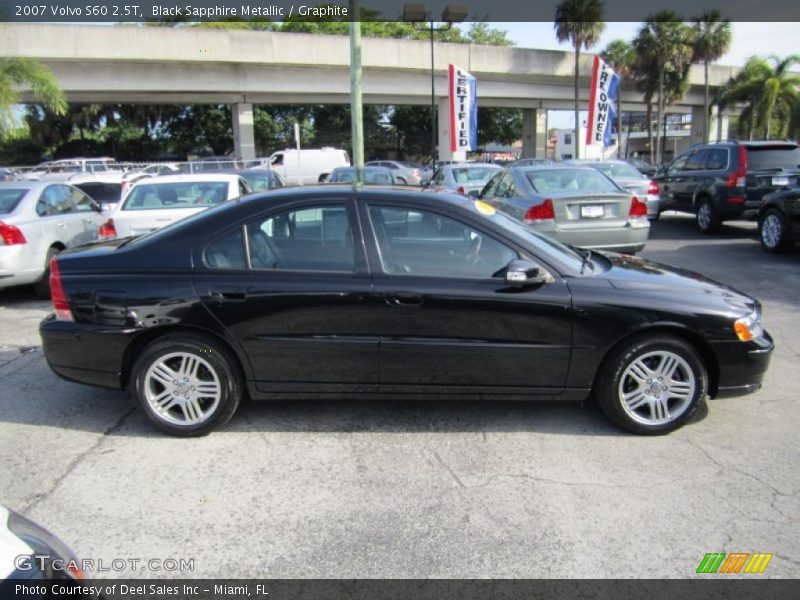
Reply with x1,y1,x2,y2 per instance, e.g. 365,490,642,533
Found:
131,334,242,436
596,335,707,435
759,208,793,253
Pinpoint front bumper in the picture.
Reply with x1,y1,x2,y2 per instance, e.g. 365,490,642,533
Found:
709,331,774,398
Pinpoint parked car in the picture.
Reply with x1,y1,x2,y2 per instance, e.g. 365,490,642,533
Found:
365,160,423,185
0,182,104,296
0,168,16,182
265,148,350,184
423,163,503,197
40,187,772,437
625,157,658,178
420,160,466,180
122,162,182,186
565,159,661,220
327,166,395,185
757,185,800,253
480,165,650,254
67,172,127,214
654,141,800,233
235,168,286,192
97,173,250,240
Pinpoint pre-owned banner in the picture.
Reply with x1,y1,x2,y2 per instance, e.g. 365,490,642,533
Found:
585,55,620,148
448,65,478,152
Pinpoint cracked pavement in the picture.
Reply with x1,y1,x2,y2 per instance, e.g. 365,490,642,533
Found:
0,213,798,579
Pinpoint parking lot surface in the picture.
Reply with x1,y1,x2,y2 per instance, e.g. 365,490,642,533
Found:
1,213,798,579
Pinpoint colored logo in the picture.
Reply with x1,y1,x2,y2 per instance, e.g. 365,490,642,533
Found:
696,552,773,574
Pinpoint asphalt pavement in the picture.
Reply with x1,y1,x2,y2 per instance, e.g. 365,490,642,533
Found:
0,212,798,579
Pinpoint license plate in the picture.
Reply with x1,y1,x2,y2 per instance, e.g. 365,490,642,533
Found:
581,205,604,218
772,176,789,186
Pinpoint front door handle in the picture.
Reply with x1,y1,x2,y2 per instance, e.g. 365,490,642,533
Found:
209,289,247,302
385,292,422,307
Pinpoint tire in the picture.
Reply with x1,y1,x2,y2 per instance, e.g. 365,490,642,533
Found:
759,208,793,253
131,334,242,436
596,335,708,435
695,198,721,234
33,246,60,299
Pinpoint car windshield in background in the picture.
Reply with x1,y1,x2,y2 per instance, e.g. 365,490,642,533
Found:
592,162,643,179
525,168,620,194
746,145,800,171
452,167,500,185
399,162,421,169
241,173,277,192
330,169,393,184
75,182,122,205
123,181,229,210
0,189,27,214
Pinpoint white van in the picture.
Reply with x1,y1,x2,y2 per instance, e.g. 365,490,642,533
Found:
265,148,350,185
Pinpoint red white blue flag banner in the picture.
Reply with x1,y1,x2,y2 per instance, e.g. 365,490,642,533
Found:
449,65,478,152
586,55,620,147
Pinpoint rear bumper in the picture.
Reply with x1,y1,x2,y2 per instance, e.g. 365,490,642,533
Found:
40,314,132,390
532,221,650,253
0,245,43,288
709,331,774,398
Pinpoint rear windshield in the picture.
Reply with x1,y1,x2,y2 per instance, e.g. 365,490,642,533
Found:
241,173,276,192
0,189,27,214
745,145,800,171
591,162,642,179
525,168,620,194
452,167,501,186
122,181,229,210
399,162,421,169
330,169,393,184
75,182,122,205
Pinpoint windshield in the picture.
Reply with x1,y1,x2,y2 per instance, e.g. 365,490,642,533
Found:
122,181,229,210
452,167,501,186
746,145,800,171
591,162,643,179
241,173,275,192
525,168,620,194
0,188,27,214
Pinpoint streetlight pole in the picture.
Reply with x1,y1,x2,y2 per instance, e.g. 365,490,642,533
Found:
349,0,364,185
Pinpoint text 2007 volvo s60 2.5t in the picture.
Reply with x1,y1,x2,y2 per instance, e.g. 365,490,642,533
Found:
39,187,773,436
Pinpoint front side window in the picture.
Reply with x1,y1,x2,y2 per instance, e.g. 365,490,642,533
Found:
123,182,229,210
368,205,518,279
238,179,250,196
685,150,709,171
248,205,355,272
670,154,690,172
36,185,73,216
64,186,96,212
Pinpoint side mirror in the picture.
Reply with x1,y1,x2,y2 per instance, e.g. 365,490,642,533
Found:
504,259,554,287
93,201,103,213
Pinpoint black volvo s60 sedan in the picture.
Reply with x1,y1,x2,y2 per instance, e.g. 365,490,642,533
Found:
39,187,773,436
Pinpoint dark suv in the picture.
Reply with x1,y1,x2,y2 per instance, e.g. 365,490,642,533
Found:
655,141,800,233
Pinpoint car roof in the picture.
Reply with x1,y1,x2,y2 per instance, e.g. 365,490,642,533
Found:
444,162,501,169
0,181,57,191
511,164,596,172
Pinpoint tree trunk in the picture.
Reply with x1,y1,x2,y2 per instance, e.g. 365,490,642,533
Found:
574,44,581,159
703,60,710,143
617,89,623,159
656,63,665,165
646,100,654,163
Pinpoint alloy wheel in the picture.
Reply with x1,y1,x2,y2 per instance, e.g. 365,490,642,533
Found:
761,213,783,249
144,352,222,426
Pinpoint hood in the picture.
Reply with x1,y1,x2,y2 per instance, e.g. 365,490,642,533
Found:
598,252,757,315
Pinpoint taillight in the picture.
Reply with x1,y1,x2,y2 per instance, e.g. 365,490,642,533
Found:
629,196,648,218
98,218,117,239
647,180,659,196
726,145,747,188
49,257,73,321
524,199,555,223
0,221,27,245
457,186,466,195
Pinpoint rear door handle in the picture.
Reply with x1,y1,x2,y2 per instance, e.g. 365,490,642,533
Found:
209,289,247,302
385,292,422,307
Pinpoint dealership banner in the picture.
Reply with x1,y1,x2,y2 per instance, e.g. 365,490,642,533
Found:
585,55,620,148
448,65,478,153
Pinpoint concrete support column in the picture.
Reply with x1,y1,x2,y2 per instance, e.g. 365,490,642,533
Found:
232,102,256,161
522,108,547,158
690,105,708,146
709,105,730,142
437,97,467,162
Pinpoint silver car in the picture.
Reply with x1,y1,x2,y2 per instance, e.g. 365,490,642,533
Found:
480,165,650,254
566,159,661,220
365,160,423,185
424,163,503,197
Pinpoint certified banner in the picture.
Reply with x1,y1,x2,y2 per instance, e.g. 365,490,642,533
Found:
449,65,478,152
585,55,620,147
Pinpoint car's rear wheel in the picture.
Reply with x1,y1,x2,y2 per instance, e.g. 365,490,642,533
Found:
696,198,721,234
33,246,60,299
596,335,707,435
131,335,241,436
759,209,793,253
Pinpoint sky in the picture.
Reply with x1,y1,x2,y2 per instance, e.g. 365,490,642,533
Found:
487,22,800,128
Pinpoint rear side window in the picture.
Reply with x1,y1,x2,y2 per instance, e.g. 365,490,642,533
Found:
704,148,729,170
0,189,27,214
123,182,229,210
745,145,800,170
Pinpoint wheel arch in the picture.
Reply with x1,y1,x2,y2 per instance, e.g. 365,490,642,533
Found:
594,325,720,397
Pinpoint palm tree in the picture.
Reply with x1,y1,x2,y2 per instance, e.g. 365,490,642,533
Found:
0,58,67,130
601,40,634,158
554,0,606,159
691,10,732,143
634,14,693,164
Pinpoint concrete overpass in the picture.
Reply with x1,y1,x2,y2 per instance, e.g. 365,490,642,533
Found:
0,23,739,160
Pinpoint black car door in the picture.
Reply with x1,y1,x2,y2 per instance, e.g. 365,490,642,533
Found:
359,200,573,394
193,198,380,393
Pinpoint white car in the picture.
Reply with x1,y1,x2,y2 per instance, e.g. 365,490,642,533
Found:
0,181,105,296
99,173,250,240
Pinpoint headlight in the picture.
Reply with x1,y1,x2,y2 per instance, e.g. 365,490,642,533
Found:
734,307,763,341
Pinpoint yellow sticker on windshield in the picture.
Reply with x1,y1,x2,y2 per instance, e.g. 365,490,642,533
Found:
474,200,496,215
